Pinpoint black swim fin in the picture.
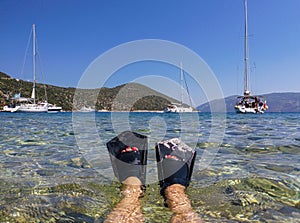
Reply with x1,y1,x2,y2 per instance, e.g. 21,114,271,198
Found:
107,131,148,185
155,138,196,193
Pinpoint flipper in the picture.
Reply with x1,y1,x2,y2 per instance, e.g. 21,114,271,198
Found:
155,138,196,194
107,131,148,185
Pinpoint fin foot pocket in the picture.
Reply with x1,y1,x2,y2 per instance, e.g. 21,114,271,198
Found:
156,138,196,194
107,131,148,185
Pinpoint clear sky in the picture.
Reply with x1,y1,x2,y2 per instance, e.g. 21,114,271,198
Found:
1,0,299,105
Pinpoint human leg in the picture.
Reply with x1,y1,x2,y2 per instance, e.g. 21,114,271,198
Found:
156,138,203,223
105,131,147,223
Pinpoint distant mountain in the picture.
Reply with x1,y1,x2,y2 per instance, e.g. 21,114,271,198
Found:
197,93,300,112
0,71,179,111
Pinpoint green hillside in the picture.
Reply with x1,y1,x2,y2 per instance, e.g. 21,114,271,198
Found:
0,71,176,111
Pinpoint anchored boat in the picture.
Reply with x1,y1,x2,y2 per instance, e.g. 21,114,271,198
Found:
2,24,62,113
234,0,268,114
164,63,194,113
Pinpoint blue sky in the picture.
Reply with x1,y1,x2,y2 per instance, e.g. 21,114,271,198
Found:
1,0,299,105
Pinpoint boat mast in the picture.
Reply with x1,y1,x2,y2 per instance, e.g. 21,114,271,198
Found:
180,62,184,108
32,24,36,104
244,0,250,95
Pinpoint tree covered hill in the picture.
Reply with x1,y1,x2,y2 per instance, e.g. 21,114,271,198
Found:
0,71,177,111
2,71,299,112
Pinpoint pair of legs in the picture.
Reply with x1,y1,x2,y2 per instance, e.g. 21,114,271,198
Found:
105,131,203,223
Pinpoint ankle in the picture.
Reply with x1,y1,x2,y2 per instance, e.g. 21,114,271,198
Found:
165,184,193,213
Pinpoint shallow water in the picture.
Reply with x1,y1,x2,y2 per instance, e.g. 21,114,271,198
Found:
0,112,299,222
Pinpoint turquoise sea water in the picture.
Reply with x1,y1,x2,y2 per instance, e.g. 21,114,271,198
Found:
0,112,299,222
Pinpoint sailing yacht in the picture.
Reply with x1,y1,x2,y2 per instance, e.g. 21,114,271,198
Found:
3,24,61,113
235,0,268,114
164,63,193,113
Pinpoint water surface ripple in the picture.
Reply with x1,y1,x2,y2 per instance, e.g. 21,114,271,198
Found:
0,112,299,222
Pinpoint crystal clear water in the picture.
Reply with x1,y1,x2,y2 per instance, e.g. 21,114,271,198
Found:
0,112,299,222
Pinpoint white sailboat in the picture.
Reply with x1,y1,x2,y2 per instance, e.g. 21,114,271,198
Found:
235,0,268,114
18,24,48,112
164,63,193,113
3,24,62,113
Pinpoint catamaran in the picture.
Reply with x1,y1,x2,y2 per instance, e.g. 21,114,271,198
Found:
3,24,62,113
235,0,268,114
164,63,193,113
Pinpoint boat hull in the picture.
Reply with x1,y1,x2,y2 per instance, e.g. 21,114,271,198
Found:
2,105,21,113
164,104,193,113
235,105,264,114
47,108,62,113
47,104,62,113
17,104,48,113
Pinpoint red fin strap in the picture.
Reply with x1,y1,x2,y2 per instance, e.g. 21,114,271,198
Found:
164,155,178,160
121,146,139,153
